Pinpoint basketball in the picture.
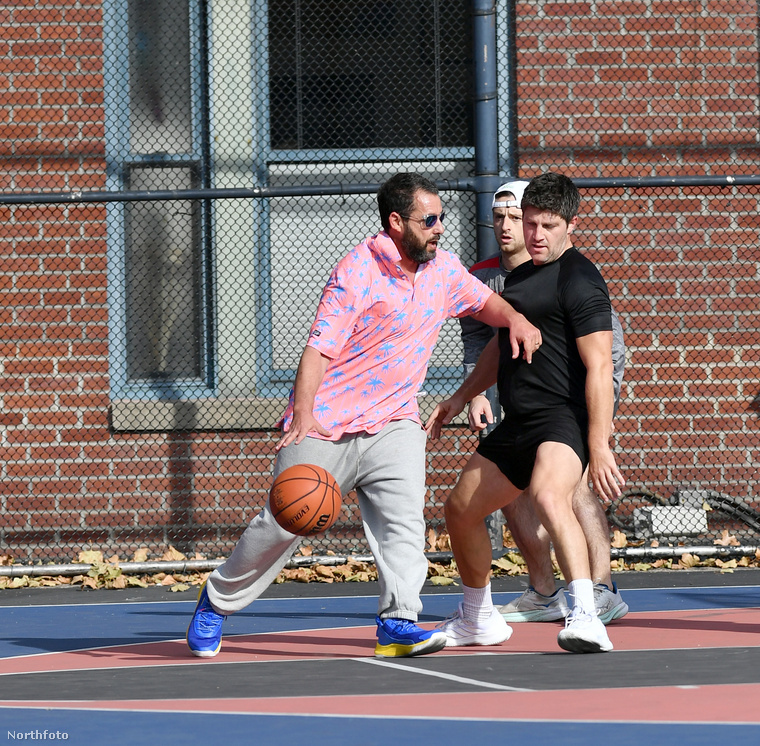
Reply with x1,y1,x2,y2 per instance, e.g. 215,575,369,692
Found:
269,464,342,536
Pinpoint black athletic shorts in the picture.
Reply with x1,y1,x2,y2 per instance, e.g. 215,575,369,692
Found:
476,407,589,491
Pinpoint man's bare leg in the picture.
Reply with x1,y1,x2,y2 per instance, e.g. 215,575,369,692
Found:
573,468,629,623
502,495,554,594
496,495,569,622
438,453,521,646
573,473,613,587
529,443,612,652
444,453,521,588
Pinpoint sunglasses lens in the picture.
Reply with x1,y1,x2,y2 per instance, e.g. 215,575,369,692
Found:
424,212,444,228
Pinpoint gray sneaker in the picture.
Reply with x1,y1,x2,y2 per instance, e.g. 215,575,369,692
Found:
594,582,629,625
496,586,569,622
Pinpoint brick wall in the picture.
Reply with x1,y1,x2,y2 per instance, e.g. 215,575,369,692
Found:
1,0,759,563
516,0,760,161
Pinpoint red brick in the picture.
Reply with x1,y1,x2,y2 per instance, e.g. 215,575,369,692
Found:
0,412,25,427
544,3,592,15
625,16,676,33
28,410,80,427
29,512,84,528
6,497,57,511
84,512,137,528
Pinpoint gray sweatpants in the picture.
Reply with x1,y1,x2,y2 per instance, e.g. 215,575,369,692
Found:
205,419,429,621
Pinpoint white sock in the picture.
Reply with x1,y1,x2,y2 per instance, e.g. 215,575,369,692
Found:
462,583,493,622
566,578,595,616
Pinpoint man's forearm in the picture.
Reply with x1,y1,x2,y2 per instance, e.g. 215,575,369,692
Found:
470,292,522,328
291,345,330,417
585,364,615,452
456,335,499,402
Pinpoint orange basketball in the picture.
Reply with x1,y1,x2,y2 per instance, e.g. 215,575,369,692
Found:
269,464,342,536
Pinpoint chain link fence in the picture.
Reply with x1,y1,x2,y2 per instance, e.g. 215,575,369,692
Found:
1,1,759,570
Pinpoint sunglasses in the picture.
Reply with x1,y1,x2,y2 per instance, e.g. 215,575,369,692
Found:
400,211,445,229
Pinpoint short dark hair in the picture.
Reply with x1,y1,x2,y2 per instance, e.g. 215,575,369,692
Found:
377,173,439,231
522,172,580,224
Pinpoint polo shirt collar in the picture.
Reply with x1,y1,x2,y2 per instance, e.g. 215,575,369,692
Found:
370,231,403,266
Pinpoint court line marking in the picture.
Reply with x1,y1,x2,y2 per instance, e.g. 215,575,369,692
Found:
354,656,534,691
0,583,757,611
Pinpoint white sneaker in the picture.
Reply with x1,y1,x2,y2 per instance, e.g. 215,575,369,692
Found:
438,602,513,647
557,609,613,653
497,586,569,622
594,582,629,625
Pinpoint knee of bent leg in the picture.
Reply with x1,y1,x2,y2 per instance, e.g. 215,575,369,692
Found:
444,484,471,524
444,482,486,527
531,488,572,527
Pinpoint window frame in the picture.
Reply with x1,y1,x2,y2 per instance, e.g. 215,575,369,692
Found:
103,0,215,402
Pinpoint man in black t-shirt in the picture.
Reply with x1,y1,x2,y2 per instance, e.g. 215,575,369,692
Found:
428,172,625,654
463,181,628,626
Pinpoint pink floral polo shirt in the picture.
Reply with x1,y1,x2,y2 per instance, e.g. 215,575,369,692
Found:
279,231,494,439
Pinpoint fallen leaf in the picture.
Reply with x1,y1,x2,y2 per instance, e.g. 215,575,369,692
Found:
161,546,186,562
126,576,150,588
430,576,457,586
679,553,700,568
78,550,104,565
611,530,628,548
109,574,127,589
714,529,740,547
292,568,314,583
491,556,525,576
313,565,336,581
502,527,517,548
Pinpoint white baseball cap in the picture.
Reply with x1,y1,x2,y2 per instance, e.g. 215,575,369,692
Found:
492,179,530,209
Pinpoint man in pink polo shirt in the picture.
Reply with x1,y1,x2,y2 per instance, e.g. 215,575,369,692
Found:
187,173,541,660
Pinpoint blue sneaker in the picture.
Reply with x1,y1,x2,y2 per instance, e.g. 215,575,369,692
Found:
187,582,226,658
374,616,447,658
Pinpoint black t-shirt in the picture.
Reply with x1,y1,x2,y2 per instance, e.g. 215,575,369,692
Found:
497,249,612,420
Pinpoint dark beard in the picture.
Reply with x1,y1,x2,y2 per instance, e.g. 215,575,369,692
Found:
401,225,437,264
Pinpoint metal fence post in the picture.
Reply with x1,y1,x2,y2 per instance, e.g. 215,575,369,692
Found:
472,0,507,551
472,0,501,263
